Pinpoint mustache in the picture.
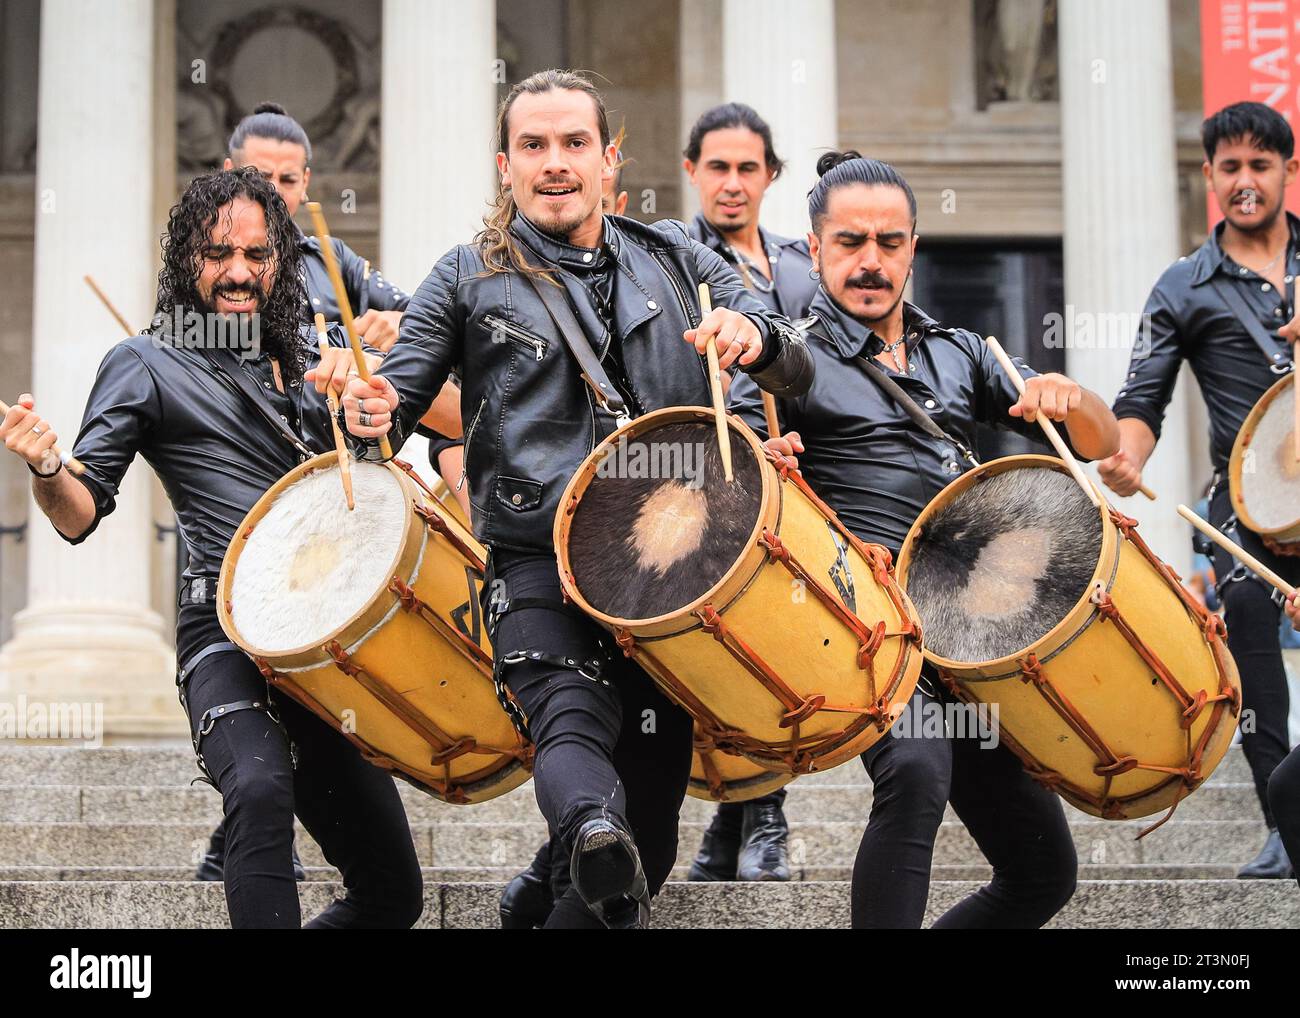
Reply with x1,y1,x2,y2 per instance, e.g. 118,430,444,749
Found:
535,177,581,191
847,271,892,290
211,279,268,303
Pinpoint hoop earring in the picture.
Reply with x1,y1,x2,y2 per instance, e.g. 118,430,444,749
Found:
808,267,820,280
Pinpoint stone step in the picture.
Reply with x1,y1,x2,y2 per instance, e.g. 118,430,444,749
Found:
0,862,1249,882
0,743,1256,788
0,878,1295,929
0,779,1265,825
0,818,1275,869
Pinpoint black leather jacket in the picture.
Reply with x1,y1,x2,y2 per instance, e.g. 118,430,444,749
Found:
687,214,819,319
375,213,814,554
295,225,409,323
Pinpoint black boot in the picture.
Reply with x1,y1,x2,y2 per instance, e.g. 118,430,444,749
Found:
1237,828,1295,879
737,794,791,881
688,802,742,881
500,839,555,929
194,819,306,881
570,818,650,929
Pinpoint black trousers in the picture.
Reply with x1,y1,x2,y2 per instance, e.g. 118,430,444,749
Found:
852,679,1078,929
176,605,424,929
1267,744,1300,887
485,551,694,928
1209,485,1300,829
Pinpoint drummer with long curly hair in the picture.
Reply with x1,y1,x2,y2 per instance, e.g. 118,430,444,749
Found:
0,167,423,929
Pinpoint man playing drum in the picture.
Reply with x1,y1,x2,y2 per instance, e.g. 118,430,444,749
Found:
0,168,424,929
341,69,813,928
729,151,1120,928
1099,102,1300,880
1276,597,1300,887
682,101,819,885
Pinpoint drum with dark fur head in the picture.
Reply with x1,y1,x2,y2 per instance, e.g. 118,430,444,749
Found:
567,420,763,621
904,467,1102,663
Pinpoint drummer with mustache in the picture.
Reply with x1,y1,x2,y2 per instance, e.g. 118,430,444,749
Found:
1099,101,1300,881
0,168,424,929
340,69,812,928
728,151,1120,928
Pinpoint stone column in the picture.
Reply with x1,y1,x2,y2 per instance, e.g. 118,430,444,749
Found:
381,0,497,486
1058,0,1199,572
0,0,181,740
721,0,837,239
679,0,724,223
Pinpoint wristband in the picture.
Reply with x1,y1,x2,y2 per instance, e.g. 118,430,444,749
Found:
28,457,64,479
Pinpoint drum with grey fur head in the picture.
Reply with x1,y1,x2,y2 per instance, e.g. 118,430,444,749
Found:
1230,373,1300,550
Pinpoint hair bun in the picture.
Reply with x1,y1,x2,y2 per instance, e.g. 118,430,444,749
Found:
816,149,863,177
252,101,288,116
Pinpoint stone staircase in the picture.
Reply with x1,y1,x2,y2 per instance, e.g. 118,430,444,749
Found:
0,742,1296,929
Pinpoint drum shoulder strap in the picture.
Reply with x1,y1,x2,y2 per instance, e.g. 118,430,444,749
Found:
519,262,630,423
806,321,979,466
1207,277,1295,373
198,346,315,460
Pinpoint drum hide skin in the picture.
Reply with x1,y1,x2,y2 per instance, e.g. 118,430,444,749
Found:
231,463,407,653
1233,374,1300,542
567,422,762,621
905,468,1102,663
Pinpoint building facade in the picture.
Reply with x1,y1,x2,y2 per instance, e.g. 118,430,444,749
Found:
0,0,1213,738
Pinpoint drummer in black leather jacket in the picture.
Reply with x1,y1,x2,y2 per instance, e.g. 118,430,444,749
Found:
681,103,817,888
1,168,423,929
343,70,812,929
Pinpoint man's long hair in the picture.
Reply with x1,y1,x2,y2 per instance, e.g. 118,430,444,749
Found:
476,69,611,278
154,167,306,378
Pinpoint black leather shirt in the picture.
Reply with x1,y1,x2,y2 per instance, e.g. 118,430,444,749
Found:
372,212,814,554
1112,214,1299,470
688,214,819,319
62,325,345,586
729,288,1072,556
296,226,409,323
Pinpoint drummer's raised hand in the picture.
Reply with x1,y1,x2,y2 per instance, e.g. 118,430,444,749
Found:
685,308,764,370
2,393,60,473
1008,372,1082,424
343,373,398,439
764,430,804,473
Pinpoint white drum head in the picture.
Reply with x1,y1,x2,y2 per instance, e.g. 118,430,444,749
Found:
229,461,410,653
1239,383,1300,531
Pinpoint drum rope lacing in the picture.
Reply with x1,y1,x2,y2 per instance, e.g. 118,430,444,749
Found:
603,461,924,775
939,507,1239,838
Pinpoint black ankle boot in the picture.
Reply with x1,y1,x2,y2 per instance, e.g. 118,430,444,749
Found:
737,796,791,881
688,802,742,881
1237,828,1295,879
500,842,555,929
570,818,649,929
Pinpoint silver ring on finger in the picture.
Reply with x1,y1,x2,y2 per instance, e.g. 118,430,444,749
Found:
30,425,42,436
358,410,372,427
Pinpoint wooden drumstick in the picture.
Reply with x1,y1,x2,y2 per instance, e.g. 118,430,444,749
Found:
305,202,393,460
1178,503,1296,599
83,275,133,336
314,314,355,511
697,283,733,482
1293,340,1299,462
762,392,780,440
0,398,85,475
985,336,1101,508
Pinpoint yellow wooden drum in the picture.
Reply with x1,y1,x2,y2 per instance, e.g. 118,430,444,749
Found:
690,731,794,802
897,455,1240,823
218,452,532,804
555,407,924,776
1229,372,1300,553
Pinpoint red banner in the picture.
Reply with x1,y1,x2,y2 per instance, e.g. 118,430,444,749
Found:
1201,0,1300,226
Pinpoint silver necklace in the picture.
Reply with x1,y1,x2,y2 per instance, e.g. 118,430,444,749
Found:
880,335,908,372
